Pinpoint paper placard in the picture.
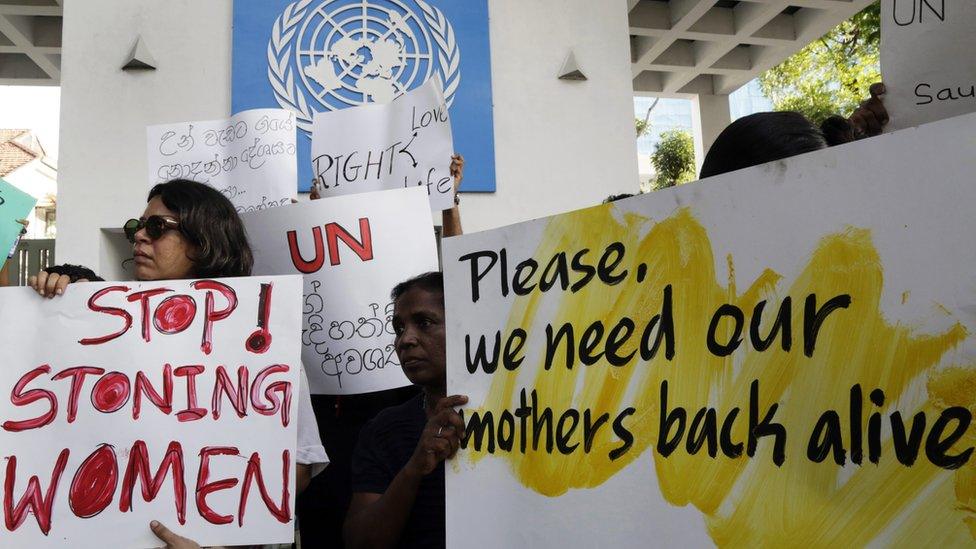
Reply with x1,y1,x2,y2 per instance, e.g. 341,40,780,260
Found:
311,78,455,210
146,109,298,212
0,178,36,260
444,113,976,547
243,188,439,394
0,275,303,548
881,0,976,130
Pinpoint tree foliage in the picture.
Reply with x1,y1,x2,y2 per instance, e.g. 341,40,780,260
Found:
758,2,881,124
635,117,650,138
651,129,695,189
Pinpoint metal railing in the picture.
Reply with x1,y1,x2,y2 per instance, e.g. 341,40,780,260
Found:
4,239,55,286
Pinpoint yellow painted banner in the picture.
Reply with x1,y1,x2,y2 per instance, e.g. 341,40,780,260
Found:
444,113,976,547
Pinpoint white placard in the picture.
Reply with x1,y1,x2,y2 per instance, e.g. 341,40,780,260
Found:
881,0,976,130
443,113,976,547
147,109,298,212
242,187,439,395
0,275,303,548
311,78,455,210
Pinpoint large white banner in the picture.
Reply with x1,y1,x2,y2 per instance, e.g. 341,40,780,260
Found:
443,113,976,547
882,0,976,130
0,275,303,548
147,109,298,212
243,188,439,395
311,77,455,210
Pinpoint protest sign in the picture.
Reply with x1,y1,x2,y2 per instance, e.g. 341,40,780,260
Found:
0,178,37,261
0,275,303,548
881,0,976,130
146,109,298,212
311,77,456,210
443,112,976,547
243,187,439,394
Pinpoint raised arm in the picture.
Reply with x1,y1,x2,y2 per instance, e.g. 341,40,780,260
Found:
441,154,464,238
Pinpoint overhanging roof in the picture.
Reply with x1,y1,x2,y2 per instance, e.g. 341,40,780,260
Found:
0,0,62,86
629,0,874,97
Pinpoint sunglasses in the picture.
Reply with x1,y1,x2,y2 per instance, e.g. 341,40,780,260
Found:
123,216,180,243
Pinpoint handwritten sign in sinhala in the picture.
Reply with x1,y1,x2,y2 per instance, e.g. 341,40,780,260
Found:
443,113,976,547
243,187,439,395
311,77,456,210
882,0,976,130
0,276,303,548
0,178,37,262
146,109,298,212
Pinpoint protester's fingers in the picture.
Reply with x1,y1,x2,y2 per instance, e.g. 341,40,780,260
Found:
446,434,462,458
150,520,176,542
869,82,886,98
54,275,71,297
436,409,466,438
860,108,883,135
435,394,468,412
31,271,47,294
863,97,889,125
429,436,452,460
849,111,868,137
43,272,63,298
149,520,201,549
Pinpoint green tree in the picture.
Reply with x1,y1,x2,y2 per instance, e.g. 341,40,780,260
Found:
651,129,695,189
759,2,880,124
635,117,650,138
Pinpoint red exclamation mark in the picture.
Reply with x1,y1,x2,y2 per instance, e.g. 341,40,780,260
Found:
246,283,273,354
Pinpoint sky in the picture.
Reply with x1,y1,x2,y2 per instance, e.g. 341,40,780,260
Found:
0,85,61,161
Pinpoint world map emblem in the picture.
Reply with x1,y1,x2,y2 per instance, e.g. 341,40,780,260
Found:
267,0,460,133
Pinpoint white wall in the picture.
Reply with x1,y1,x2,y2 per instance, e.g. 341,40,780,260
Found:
58,0,639,278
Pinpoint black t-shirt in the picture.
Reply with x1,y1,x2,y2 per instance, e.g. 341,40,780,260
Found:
351,393,444,549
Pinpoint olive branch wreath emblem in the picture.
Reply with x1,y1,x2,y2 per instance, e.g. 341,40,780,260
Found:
266,0,461,133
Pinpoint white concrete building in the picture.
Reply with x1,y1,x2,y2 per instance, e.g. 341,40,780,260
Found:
0,0,874,277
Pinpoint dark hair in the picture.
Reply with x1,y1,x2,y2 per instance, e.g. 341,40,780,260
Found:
699,112,828,179
148,179,253,277
390,271,444,302
819,115,857,147
44,263,104,282
603,193,636,204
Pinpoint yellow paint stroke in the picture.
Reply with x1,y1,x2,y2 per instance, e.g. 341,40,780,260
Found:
467,207,974,546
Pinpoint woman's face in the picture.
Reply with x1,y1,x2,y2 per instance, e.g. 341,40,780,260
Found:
132,197,196,281
392,286,446,391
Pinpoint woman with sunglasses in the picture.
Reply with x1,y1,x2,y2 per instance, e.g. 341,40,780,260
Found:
28,179,329,548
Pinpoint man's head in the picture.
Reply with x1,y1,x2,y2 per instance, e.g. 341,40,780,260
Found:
390,272,446,390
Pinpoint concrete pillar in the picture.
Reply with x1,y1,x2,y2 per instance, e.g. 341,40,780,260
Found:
691,93,731,176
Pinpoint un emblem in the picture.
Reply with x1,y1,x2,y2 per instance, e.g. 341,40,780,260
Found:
267,0,460,133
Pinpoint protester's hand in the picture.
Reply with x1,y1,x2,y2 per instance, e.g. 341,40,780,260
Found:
405,394,468,477
449,153,464,192
310,180,322,200
149,521,201,549
849,82,888,138
28,270,75,298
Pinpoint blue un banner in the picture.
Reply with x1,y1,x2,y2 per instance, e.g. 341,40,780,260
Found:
232,0,496,192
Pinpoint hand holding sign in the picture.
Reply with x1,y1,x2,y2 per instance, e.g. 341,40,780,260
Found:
311,78,456,210
406,395,468,477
